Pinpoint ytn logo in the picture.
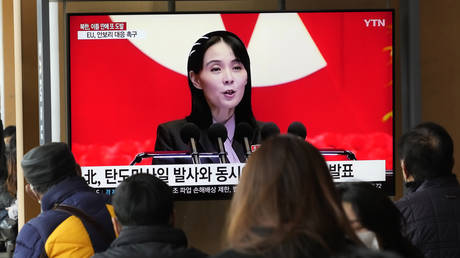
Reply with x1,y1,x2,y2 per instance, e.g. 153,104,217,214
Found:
364,19,386,27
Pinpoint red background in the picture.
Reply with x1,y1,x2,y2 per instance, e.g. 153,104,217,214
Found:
69,12,393,169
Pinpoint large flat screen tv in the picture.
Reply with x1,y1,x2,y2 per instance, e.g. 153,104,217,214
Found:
68,10,394,196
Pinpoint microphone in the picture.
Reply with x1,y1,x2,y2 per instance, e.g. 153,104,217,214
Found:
287,121,307,140
130,152,155,165
261,122,280,141
180,123,201,164
235,122,253,161
208,123,229,163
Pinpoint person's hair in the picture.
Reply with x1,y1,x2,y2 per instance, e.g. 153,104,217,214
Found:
337,182,423,258
3,126,15,138
6,133,16,196
21,142,78,195
32,180,63,194
186,30,256,129
398,122,454,181
112,173,173,226
226,135,360,257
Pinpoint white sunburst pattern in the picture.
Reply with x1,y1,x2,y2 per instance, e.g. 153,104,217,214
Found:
109,13,327,87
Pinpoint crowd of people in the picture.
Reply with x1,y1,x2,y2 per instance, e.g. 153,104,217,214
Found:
1,33,458,258
0,120,457,258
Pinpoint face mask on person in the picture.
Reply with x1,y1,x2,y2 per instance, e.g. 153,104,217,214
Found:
356,230,380,250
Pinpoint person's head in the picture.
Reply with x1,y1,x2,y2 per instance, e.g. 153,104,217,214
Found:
3,125,15,147
227,135,359,256
338,182,404,250
187,30,255,128
398,122,454,182
21,142,78,198
112,173,173,232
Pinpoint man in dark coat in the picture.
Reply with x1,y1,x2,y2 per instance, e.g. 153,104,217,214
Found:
92,173,207,258
396,122,460,258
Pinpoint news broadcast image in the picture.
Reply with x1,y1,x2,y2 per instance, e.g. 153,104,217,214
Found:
69,11,393,194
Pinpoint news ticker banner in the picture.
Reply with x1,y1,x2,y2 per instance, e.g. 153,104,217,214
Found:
82,160,385,199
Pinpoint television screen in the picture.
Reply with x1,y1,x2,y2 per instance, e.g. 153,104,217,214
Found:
68,11,394,197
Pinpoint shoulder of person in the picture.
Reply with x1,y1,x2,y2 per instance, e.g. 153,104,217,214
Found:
91,251,111,258
169,247,208,258
255,121,266,129
395,184,432,208
91,244,206,258
158,119,188,129
21,210,66,235
394,194,419,222
15,221,45,257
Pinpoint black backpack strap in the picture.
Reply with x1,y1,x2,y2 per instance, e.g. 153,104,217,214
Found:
39,249,48,258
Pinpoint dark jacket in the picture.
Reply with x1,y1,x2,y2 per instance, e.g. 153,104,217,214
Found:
395,175,460,258
14,176,116,257
92,225,207,258
213,247,402,258
155,119,264,163
212,250,260,258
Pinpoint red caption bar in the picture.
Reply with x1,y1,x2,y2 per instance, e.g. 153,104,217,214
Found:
79,22,127,31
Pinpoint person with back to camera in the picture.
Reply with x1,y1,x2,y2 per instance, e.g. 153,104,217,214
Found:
0,121,13,212
92,173,207,258
14,142,116,257
212,134,396,258
0,133,19,253
396,122,460,258
337,182,424,258
155,30,264,163
0,122,15,253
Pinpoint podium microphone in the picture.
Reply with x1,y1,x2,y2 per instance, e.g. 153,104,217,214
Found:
235,122,253,161
180,123,201,164
261,122,280,141
287,121,307,140
208,123,229,163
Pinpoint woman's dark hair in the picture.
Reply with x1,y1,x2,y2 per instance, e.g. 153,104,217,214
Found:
3,126,15,138
186,30,256,129
0,121,7,182
227,135,360,257
337,182,423,258
6,133,17,196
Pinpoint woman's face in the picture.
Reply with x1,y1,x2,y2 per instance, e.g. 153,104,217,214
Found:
342,201,380,249
190,40,247,118
342,201,365,232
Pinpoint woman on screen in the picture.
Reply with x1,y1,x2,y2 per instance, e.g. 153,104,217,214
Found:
155,30,263,163
213,135,364,258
